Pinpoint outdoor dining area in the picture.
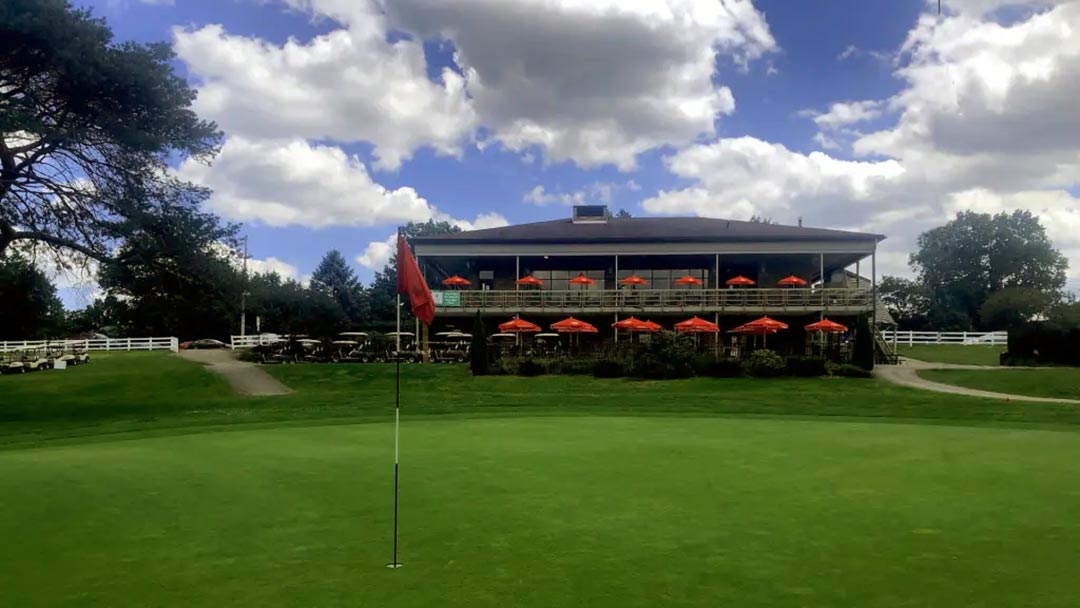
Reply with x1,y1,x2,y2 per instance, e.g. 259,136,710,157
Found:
486,313,852,361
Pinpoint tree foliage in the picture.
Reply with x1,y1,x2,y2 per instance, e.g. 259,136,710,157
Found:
978,287,1054,330
310,250,369,327
0,0,221,261
852,314,875,370
469,312,488,375
879,276,931,330
910,211,1067,329
0,251,64,338
369,220,462,327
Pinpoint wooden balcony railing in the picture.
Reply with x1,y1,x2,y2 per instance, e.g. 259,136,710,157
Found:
434,288,872,314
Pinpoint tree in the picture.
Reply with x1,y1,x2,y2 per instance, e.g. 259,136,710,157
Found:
370,220,463,326
0,0,221,261
1046,300,1080,331
879,276,930,330
66,295,126,336
910,211,1068,330
749,215,773,224
614,208,632,218
310,250,369,326
978,287,1054,330
96,199,241,339
0,252,65,338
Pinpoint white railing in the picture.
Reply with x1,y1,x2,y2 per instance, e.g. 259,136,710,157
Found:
0,337,179,353
881,330,1008,346
230,335,281,349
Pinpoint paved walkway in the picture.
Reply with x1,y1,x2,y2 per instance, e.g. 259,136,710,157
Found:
874,358,1080,404
178,349,292,396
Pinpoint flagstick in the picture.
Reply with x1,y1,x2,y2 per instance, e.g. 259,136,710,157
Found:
388,294,403,569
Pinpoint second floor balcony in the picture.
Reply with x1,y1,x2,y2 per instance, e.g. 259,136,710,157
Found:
433,287,873,316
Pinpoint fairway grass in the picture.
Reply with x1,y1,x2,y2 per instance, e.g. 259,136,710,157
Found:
919,368,1080,400
897,344,1004,366
4,353,1080,446
1,417,1078,607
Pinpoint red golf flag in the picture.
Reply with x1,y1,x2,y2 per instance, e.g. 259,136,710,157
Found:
396,232,435,325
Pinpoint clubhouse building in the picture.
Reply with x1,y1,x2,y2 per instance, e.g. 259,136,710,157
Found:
411,205,884,338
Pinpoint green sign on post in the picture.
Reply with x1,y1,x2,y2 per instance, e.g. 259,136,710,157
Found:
433,291,461,307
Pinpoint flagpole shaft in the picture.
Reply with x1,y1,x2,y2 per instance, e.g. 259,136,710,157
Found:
391,292,402,568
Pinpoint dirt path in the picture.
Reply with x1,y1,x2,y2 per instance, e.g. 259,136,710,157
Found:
874,358,1080,404
178,350,292,396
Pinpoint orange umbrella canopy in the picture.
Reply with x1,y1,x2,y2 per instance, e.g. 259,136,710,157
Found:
642,320,662,332
551,317,598,333
674,316,720,334
619,274,648,286
674,275,704,286
442,275,471,286
568,273,596,285
499,316,542,333
777,275,808,287
612,316,655,332
725,275,756,286
516,275,544,286
730,316,789,335
805,318,848,333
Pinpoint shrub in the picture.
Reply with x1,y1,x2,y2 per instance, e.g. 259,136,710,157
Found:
786,356,827,377
630,331,696,379
236,348,263,363
558,358,595,375
592,358,626,378
831,363,873,378
741,349,786,377
489,358,517,375
517,359,545,377
695,356,743,378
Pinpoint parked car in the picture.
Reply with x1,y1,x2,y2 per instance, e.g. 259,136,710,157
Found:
190,339,228,349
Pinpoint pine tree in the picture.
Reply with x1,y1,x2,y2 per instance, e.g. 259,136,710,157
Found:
310,250,369,327
469,312,489,375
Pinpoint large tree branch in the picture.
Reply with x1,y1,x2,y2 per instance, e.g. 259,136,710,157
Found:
0,221,112,264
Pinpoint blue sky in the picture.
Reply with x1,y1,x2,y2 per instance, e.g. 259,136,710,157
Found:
58,0,1080,305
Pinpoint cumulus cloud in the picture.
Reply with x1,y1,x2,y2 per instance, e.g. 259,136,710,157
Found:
176,137,437,228
246,256,300,280
197,0,775,172
355,212,509,271
173,16,474,170
386,0,772,170
648,2,1080,283
522,181,635,206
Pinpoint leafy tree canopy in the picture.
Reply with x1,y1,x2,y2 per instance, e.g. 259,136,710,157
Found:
0,0,221,261
0,251,65,339
310,249,369,327
910,210,1068,330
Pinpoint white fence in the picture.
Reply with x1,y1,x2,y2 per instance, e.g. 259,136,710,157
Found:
230,335,281,349
881,330,1008,346
0,337,179,352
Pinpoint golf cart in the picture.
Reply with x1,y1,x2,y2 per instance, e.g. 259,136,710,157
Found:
385,331,420,363
297,338,333,363
336,332,373,362
0,348,28,374
532,333,563,357
432,331,471,363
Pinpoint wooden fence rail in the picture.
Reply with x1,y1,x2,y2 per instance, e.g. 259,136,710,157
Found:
0,337,179,352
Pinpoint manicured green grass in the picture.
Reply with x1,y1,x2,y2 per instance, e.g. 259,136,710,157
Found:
4,353,1080,446
897,344,1004,366
919,368,1080,400
1,417,1079,607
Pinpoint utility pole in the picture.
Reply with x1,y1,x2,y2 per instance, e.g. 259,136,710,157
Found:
240,236,249,337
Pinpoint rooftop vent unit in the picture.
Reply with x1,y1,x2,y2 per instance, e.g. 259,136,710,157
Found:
572,205,609,224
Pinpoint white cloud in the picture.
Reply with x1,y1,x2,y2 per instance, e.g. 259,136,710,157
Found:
355,212,509,270
173,18,474,170
522,181,633,206
247,256,300,280
176,137,437,228
649,3,1080,286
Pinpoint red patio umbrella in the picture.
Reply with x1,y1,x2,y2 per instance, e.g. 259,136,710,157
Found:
612,316,652,332
619,274,648,287
730,316,788,347
642,320,662,332
725,275,756,287
674,316,720,334
674,275,704,286
516,275,544,287
442,275,471,287
805,318,848,333
777,275,808,287
550,317,598,333
568,273,595,289
498,316,542,333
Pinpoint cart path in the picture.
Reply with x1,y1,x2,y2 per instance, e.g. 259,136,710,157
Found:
874,358,1080,405
177,350,292,396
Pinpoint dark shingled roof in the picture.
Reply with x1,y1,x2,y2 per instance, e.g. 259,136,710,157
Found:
414,217,885,245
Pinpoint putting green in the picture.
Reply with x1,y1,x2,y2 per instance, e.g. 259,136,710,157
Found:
2,417,1078,607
